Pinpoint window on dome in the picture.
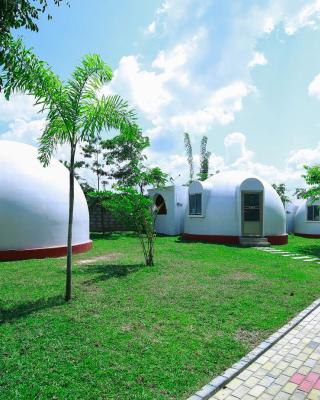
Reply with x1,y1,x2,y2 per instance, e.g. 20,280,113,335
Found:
307,205,320,221
155,195,167,215
189,193,202,215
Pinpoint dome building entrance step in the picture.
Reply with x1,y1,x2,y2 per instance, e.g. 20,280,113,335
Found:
239,237,271,247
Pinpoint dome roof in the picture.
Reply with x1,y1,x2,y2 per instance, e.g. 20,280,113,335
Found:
294,198,320,236
203,170,269,189
184,170,286,239
0,140,91,259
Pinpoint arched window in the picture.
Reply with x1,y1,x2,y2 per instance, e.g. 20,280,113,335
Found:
189,193,202,215
155,194,167,215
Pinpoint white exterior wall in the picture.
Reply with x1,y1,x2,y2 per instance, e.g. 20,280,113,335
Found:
285,202,299,233
295,199,320,235
183,171,286,237
0,141,90,250
149,186,188,235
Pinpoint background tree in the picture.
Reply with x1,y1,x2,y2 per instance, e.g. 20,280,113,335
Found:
80,124,149,189
0,0,67,35
294,187,307,199
102,124,149,187
0,0,68,88
137,167,168,194
271,183,290,206
184,132,194,184
102,187,156,266
198,135,211,181
60,159,94,195
2,39,136,301
184,132,212,183
81,137,108,191
80,138,110,234
295,165,320,202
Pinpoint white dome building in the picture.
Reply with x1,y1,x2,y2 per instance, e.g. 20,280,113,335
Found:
183,171,287,245
0,140,91,260
293,199,320,238
148,186,188,235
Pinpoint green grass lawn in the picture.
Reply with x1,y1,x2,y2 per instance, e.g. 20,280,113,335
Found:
1,234,320,400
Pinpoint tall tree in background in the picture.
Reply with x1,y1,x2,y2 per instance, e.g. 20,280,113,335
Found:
198,136,211,181
184,132,211,183
271,183,290,206
82,137,108,191
0,0,68,88
2,39,136,301
184,132,194,183
295,165,320,201
102,124,149,188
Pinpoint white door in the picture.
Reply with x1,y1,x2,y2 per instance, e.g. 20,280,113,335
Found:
242,192,263,236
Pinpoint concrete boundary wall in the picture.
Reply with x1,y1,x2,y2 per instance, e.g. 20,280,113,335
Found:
89,203,130,232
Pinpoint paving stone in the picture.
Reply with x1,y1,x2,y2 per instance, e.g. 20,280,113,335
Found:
212,388,232,399
292,256,311,259
226,378,243,390
243,376,259,388
248,384,265,397
291,390,308,399
274,375,289,387
200,303,320,400
282,382,298,394
273,391,291,399
238,370,252,380
259,375,275,387
232,385,250,398
308,389,320,400
266,383,283,395
259,394,273,400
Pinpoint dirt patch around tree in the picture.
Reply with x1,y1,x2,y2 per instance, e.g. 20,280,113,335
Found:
76,253,121,265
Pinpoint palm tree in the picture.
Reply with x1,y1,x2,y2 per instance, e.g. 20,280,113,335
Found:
184,132,194,183
198,135,211,181
2,38,136,301
183,132,211,183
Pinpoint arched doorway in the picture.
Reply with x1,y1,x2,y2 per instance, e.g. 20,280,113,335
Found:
240,178,264,237
155,194,167,215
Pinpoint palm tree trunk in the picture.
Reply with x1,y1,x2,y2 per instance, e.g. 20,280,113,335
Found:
66,144,76,302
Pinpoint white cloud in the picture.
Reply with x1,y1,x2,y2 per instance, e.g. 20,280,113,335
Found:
308,73,320,99
0,118,46,145
248,52,268,69
287,142,320,170
146,21,156,34
152,28,205,75
0,93,40,122
284,0,320,35
224,132,253,165
144,131,304,188
170,82,253,133
108,55,172,125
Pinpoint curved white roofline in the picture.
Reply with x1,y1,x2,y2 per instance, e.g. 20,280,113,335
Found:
0,140,91,259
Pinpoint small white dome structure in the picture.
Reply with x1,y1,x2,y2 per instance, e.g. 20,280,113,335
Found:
149,186,188,235
0,140,91,260
294,199,320,238
183,171,287,245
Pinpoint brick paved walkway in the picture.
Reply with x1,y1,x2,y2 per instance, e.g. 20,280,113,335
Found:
209,304,320,400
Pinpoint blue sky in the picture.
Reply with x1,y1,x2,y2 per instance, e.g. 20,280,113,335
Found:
1,0,320,191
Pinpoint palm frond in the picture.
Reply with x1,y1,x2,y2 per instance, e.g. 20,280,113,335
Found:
66,54,114,129
184,132,194,183
198,135,211,181
38,116,68,166
81,94,137,140
2,38,62,102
